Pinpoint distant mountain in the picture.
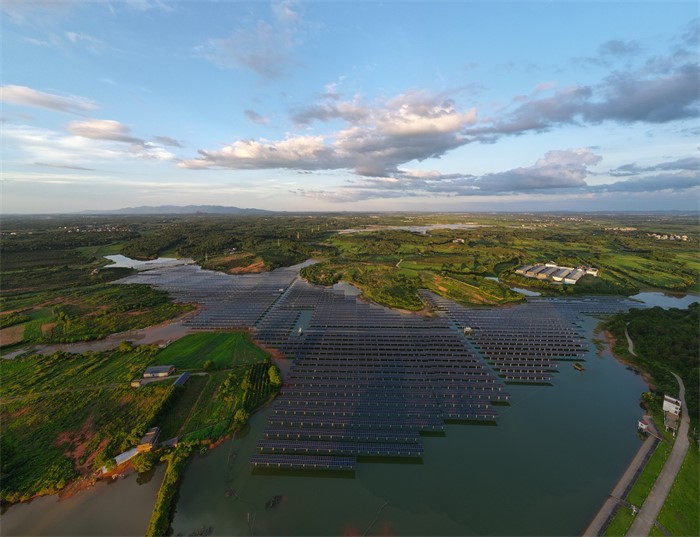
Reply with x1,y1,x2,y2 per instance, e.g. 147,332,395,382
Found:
79,205,273,215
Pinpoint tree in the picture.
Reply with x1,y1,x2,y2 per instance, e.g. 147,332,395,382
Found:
268,365,282,386
203,359,214,371
132,452,157,473
234,409,250,427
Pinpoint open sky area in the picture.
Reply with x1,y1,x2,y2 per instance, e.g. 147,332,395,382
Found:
1,1,699,214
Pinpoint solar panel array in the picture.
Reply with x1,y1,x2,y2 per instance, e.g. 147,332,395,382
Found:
119,264,645,471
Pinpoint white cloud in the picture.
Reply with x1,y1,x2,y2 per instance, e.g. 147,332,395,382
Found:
0,85,98,114
182,90,477,177
196,0,302,78
67,119,142,144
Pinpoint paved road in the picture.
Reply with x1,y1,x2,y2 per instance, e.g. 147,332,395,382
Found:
582,422,659,537
627,372,689,536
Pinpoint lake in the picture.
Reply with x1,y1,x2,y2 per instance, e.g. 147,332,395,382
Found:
170,315,647,536
630,291,699,309
103,254,193,269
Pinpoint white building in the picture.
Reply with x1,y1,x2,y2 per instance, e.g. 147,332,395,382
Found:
663,395,681,416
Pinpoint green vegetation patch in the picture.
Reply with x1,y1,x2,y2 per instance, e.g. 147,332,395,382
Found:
656,443,699,537
0,346,174,502
606,303,699,421
153,332,267,370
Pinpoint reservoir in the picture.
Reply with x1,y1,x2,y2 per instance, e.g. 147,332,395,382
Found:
1,260,651,536
630,291,699,309
170,315,648,536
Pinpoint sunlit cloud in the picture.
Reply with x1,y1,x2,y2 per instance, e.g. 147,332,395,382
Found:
0,85,98,115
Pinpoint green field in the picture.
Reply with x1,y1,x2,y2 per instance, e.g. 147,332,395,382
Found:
153,332,267,370
0,331,280,503
0,345,174,502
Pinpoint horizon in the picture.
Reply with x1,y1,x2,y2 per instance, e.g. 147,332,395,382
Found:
2,1,699,213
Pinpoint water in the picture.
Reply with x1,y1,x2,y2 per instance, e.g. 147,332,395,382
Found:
510,286,542,297
630,291,698,309
1,465,166,536
171,315,648,536
103,254,193,270
332,281,362,297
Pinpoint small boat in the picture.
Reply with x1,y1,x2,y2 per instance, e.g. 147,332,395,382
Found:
573,363,584,371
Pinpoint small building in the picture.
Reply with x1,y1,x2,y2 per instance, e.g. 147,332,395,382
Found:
584,267,599,276
515,265,533,275
663,395,681,416
131,379,145,388
525,265,547,277
637,419,649,433
144,365,175,378
452,238,465,244
137,427,160,453
564,269,585,285
551,268,572,282
538,266,559,279
173,371,190,387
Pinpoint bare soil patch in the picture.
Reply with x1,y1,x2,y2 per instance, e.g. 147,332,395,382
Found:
229,261,266,274
0,324,25,346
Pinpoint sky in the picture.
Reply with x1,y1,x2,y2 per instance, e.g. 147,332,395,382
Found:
1,0,699,214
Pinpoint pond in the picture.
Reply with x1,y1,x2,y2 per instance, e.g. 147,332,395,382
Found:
630,291,699,309
103,254,193,270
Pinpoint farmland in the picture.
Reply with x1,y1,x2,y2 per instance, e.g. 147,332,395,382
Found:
0,332,279,503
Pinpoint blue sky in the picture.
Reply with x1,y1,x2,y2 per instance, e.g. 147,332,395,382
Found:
1,1,699,213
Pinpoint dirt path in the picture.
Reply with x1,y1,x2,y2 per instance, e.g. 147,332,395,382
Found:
624,323,637,356
2,312,197,359
627,373,689,536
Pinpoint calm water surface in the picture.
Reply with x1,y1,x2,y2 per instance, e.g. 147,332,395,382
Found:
1,466,165,536
630,291,698,309
171,315,648,536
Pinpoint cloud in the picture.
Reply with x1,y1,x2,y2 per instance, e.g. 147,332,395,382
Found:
196,1,302,78
592,171,700,193
66,31,104,54
153,135,183,147
0,85,97,114
34,162,95,171
464,60,699,142
599,40,641,57
244,109,270,125
180,91,476,177
4,122,174,166
610,157,700,176
1,0,76,24
67,119,143,144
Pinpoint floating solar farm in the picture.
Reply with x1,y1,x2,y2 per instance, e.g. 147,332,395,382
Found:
121,263,645,472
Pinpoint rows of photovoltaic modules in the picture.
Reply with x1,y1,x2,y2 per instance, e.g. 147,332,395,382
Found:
121,267,644,471
419,291,645,384
251,280,508,470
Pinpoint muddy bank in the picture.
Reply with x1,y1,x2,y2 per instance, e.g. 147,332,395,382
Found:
602,329,656,390
2,310,199,359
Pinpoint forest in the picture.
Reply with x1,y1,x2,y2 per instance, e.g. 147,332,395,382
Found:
606,303,699,421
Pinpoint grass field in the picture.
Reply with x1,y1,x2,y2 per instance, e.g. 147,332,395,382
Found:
655,442,699,537
153,332,268,370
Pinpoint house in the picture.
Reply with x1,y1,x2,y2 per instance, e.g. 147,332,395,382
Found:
663,395,681,416
143,365,175,378
137,427,160,453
